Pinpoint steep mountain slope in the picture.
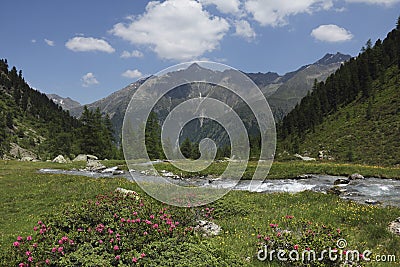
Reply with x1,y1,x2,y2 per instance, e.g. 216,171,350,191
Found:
0,59,79,159
0,59,117,160
268,53,351,120
47,94,81,110
279,24,400,166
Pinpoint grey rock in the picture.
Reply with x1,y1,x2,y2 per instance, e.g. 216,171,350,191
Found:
73,154,98,161
85,159,106,171
101,166,124,175
296,174,314,179
294,154,316,161
21,156,34,162
349,173,364,180
334,178,351,185
194,220,221,237
327,186,344,196
52,155,68,164
365,199,381,205
388,217,400,236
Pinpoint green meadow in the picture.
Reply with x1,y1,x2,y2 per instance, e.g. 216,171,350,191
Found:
1,160,400,266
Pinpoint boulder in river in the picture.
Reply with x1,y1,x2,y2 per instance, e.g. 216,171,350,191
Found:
334,178,351,185
85,159,106,172
296,174,314,179
349,173,364,180
101,166,124,175
327,186,346,196
365,199,381,205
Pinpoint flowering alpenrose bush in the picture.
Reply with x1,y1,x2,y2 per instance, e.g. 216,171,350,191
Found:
5,191,241,266
256,215,368,267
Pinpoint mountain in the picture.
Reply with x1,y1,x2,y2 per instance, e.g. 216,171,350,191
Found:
267,52,351,120
47,94,81,110
278,24,400,166
71,53,350,142
0,59,117,160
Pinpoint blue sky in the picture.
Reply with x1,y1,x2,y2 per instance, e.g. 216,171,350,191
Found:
1,0,399,104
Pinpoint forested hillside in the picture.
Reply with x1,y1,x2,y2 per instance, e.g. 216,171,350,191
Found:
0,59,118,160
278,19,400,166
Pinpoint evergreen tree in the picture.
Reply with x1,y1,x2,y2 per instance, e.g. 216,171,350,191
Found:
145,112,162,160
180,137,192,159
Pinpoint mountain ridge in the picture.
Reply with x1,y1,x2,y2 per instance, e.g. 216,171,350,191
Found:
67,52,350,141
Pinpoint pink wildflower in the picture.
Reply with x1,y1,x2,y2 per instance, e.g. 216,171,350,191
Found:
132,257,138,263
13,241,20,248
45,259,50,265
17,236,23,241
115,255,121,260
113,245,119,251
26,236,32,241
140,253,146,258
28,256,33,262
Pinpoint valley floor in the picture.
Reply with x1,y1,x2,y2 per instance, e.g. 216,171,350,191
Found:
1,160,400,266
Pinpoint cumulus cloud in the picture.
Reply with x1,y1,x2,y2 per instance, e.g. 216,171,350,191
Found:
311,24,353,42
122,69,143,79
121,50,144,58
345,0,400,5
199,0,241,14
82,72,99,87
234,20,256,40
65,37,115,53
44,39,55,46
110,0,230,61
245,0,333,26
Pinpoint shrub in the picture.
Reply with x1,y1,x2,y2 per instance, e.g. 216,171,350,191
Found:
4,191,242,266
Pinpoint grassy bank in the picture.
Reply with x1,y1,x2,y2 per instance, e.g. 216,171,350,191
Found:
1,160,400,266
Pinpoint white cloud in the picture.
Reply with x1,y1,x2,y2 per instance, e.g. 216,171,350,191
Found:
245,0,333,26
199,0,241,14
81,72,99,87
311,24,353,42
31,39,37,43
121,50,144,58
122,69,143,79
345,0,400,5
110,0,230,61
234,20,256,40
44,39,55,46
65,37,115,53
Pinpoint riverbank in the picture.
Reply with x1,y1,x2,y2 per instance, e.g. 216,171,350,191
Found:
153,160,400,180
1,160,400,266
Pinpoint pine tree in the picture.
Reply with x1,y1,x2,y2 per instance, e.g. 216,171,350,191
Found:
145,112,162,160
180,137,192,159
